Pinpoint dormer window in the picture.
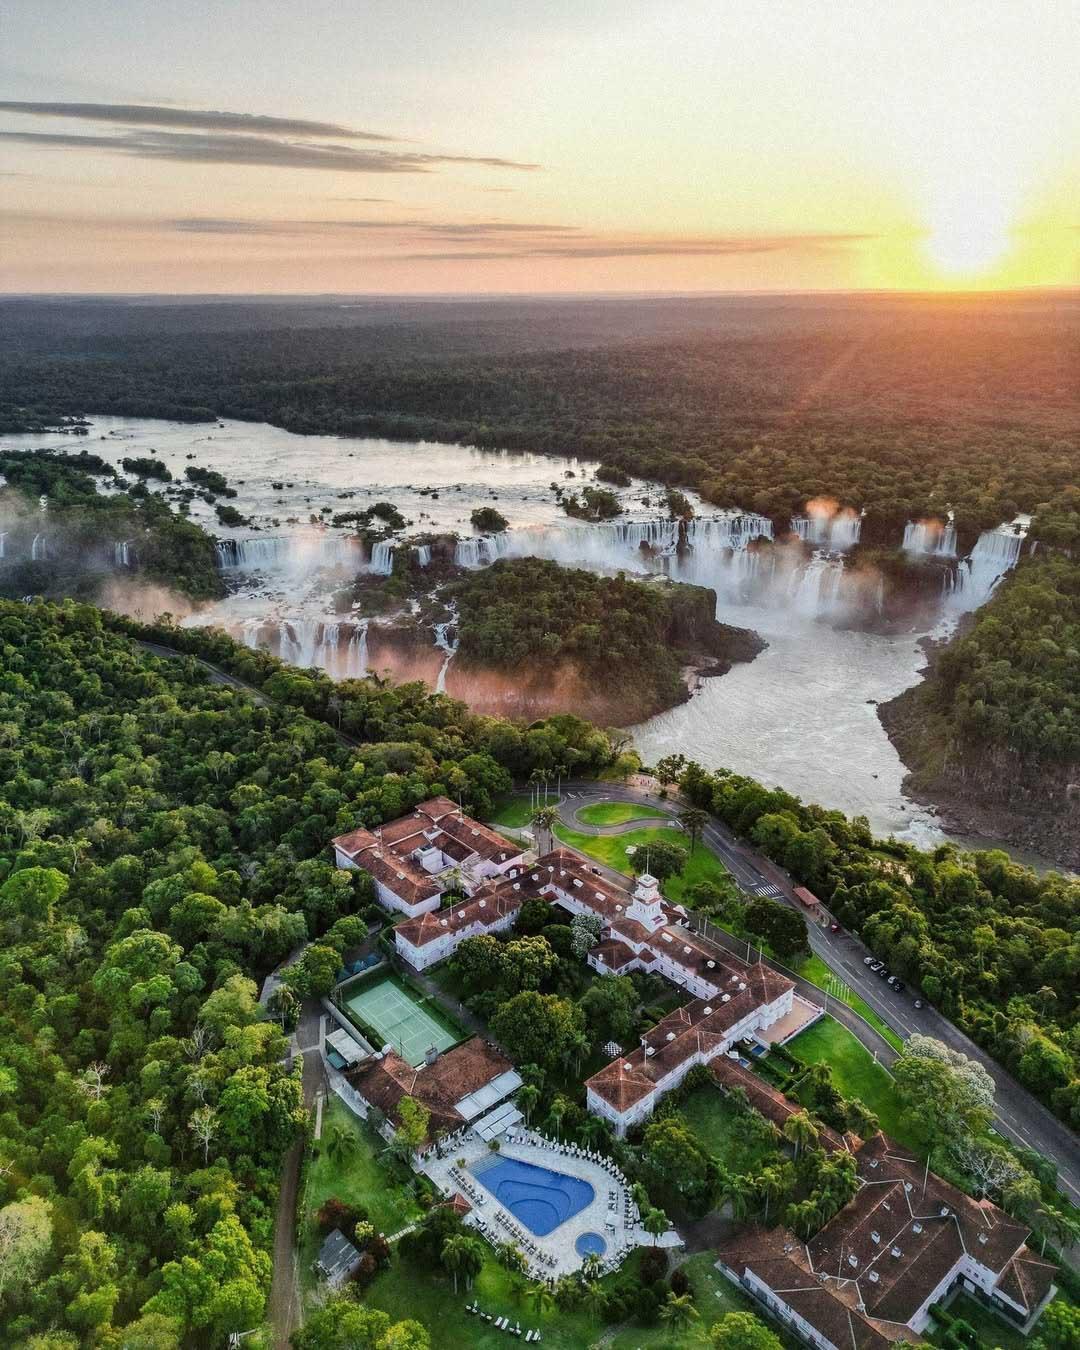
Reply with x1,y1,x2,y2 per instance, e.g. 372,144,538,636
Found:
868,1272,880,1284
912,1223,923,1234
978,1233,988,1245
890,1247,902,1258
848,1254,858,1268
870,1231,880,1244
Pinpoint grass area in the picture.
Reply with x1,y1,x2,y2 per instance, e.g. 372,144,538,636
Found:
786,1016,913,1146
792,954,905,1053
678,1085,781,1173
366,1246,779,1350
486,796,537,828
553,823,729,908
300,1098,422,1295
928,1293,1047,1350
575,800,670,826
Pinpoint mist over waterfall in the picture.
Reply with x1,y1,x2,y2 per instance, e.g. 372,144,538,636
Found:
789,500,862,549
239,617,371,679
216,534,366,572
903,520,957,557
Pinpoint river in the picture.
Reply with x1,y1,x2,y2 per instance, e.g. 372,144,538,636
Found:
0,415,1027,854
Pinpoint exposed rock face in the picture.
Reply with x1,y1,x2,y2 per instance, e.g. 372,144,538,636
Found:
879,637,1080,869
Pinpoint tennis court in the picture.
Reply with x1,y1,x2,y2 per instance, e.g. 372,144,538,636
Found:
345,974,460,1067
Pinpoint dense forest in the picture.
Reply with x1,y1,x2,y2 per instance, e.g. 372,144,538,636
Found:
0,599,615,1344
675,760,1080,1132
2,294,1077,543
880,500,1080,863
0,449,224,603
449,557,764,724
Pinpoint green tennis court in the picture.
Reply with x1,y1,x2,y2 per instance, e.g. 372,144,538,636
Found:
345,975,459,1067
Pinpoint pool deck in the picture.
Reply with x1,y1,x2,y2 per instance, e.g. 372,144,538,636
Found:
422,1130,680,1277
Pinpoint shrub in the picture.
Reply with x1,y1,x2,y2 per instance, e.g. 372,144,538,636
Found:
670,1267,690,1297
316,1197,363,1235
640,1247,668,1284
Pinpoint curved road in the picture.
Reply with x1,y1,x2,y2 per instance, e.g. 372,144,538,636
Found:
554,781,1080,1206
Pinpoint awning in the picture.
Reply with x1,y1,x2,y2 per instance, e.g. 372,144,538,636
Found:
453,1068,523,1121
327,1027,367,1066
472,1102,523,1142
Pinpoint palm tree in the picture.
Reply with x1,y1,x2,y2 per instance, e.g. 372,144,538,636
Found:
531,805,559,852
718,1172,754,1220
459,1235,486,1291
442,1234,471,1294
580,1114,612,1152
783,1109,819,1161
1036,1204,1080,1257
677,806,709,855
517,1083,540,1125
527,1281,555,1317
660,1291,700,1332
846,1100,879,1140
757,1166,788,1224
323,1123,358,1167
631,1182,651,1216
547,1097,567,1142
579,1278,607,1319
644,1207,669,1246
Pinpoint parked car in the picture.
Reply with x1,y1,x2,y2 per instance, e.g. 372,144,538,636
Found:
913,998,924,1009
830,923,841,933
876,966,890,978
864,956,876,966
893,981,905,993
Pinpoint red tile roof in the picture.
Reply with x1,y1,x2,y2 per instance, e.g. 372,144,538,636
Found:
347,1037,514,1143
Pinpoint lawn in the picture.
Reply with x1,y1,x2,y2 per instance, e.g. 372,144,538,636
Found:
928,1293,1052,1350
678,1084,781,1172
575,800,671,827
299,1098,422,1294
365,1245,781,1350
792,954,904,1053
785,1016,913,1146
486,796,537,828
553,823,730,908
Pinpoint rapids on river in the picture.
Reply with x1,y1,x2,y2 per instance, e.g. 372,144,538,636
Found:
0,416,1031,850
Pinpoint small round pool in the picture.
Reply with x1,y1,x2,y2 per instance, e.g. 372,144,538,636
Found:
575,1232,607,1258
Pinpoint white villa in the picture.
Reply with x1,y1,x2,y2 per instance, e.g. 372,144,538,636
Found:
333,804,796,1136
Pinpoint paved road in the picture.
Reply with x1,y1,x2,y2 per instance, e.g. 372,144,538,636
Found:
556,781,1080,1205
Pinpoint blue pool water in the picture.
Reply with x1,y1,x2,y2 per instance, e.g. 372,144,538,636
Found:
473,1156,595,1236
576,1232,607,1257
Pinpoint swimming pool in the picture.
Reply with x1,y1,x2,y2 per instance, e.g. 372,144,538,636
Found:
576,1232,607,1258
472,1156,595,1236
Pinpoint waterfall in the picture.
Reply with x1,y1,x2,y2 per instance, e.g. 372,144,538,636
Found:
453,533,514,567
902,521,957,557
433,608,459,694
114,540,135,567
31,533,47,561
237,617,372,679
369,539,395,576
790,509,861,549
787,553,846,619
216,534,364,571
946,525,1025,611
0,533,6,560
414,544,432,567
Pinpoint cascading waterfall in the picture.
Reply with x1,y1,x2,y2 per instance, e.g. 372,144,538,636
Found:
369,539,395,576
31,533,47,561
0,533,6,560
433,608,459,693
351,618,369,677
114,540,135,567
902,521,957,557
414,544,432,567
216,534,364,570
790,510,862,549
238,617,371,679
946,526,1025,611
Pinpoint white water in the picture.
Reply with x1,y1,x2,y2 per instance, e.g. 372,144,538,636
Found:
114,540,135,567
0,533,5,560
31,533,46,561
433,608,459,694
0,415,1030,847
790,505,862,549
903,520,957,557
369,539,396,576
945,524,1026,613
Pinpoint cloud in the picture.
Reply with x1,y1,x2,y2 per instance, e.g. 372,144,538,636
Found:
167,216,576,238
0,128,541,174
396,232,875,261
0,100,394,141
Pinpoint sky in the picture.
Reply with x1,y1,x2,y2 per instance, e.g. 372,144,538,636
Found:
1,0,1078,294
